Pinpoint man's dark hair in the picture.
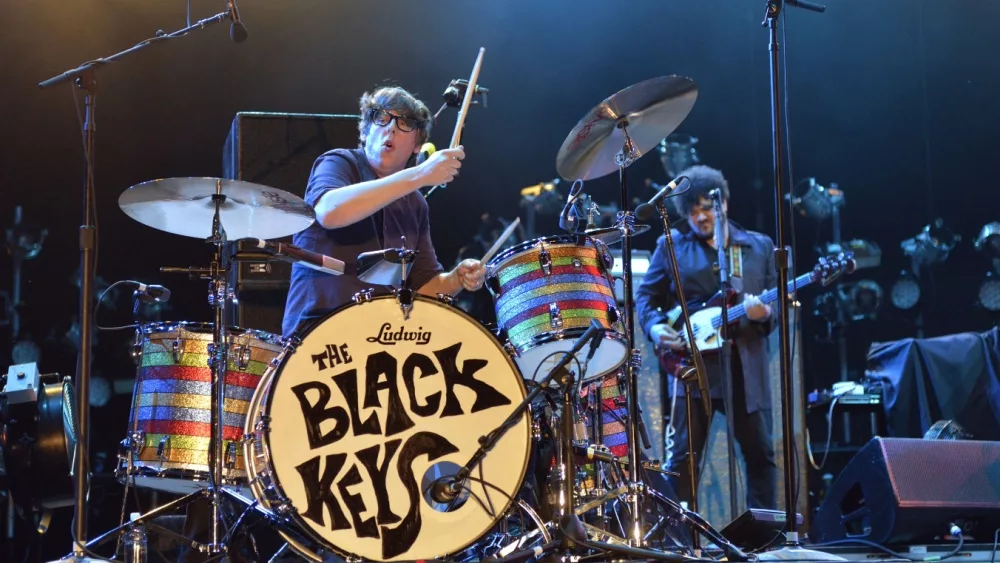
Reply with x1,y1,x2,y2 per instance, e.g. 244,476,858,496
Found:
358,86,433,147
673,164,730,216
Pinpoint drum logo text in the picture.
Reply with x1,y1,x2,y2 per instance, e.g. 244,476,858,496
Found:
289,341,510,559
366,322,432,346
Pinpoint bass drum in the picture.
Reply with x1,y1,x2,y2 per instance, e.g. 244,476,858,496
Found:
244,294,532,562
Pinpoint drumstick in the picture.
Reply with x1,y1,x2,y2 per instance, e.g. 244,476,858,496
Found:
449,47,485,149
482,217,520,264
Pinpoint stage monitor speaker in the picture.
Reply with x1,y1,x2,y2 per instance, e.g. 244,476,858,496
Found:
810,437,1000,545
221,112,360,334
722,509,804,551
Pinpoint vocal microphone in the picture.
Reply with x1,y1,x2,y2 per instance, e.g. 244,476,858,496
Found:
634,176,691,221
415,142,436,166
134,282,171,304
226,0,248,43
249,239,344,275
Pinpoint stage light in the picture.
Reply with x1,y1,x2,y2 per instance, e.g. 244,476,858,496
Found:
789,178,844,221
840,280,882,321
978,272,1000,313
902,218,960,267
890,272,921,310
974,222,1000,260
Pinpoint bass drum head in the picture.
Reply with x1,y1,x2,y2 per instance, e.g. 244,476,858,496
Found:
262,294,531,562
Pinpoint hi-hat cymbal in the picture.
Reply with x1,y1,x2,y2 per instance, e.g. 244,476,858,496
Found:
556,76,698,182
585,225,651,245
118,178,315,240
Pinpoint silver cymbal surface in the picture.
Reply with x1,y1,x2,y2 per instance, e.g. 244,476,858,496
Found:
556,76,698,182
118,177,315,240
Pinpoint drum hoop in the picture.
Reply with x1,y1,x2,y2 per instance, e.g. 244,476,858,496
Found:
257,293,534,562
512,329,628,381
487,234,592,269
137,321,283,345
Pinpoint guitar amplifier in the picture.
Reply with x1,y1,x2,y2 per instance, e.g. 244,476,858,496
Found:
221,112,360,333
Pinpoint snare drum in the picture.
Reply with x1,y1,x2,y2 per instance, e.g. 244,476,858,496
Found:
243,294,532,562
119,322,283,494
486,234,626,381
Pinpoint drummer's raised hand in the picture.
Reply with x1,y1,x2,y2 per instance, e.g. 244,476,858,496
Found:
415,146,464,188
455,258,486,292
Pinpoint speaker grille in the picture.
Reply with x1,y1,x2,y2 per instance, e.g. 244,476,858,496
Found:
882,438,1000,507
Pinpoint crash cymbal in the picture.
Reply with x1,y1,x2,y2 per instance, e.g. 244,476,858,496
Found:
556,76,698,181
118,178,315,240
585,225,650,245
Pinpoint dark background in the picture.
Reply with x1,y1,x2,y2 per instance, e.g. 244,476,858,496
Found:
2,0,999,559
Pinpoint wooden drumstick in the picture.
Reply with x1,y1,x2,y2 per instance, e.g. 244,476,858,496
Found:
482,217,520,265
449,47,486,149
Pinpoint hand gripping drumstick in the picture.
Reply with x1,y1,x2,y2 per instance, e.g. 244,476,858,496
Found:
425,47,485,198
481,217,520,265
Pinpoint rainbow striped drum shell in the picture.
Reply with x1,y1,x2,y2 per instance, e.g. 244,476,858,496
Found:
118,322,283,494
486,234,626,381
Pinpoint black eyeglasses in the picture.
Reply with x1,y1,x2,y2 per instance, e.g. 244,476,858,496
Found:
369,108,422,132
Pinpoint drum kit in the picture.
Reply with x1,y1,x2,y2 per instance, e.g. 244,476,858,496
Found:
78,75,753,563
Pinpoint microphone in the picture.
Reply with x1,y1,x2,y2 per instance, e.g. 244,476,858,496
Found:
429,476,463,505
249,239,344,275
134,282,171,304
415,142,436,166
787,0,826,12
583,322,605,364
226,0,248,43
634,176,690,221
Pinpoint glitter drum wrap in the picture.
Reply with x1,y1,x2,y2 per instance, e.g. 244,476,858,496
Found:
486,235,626,382
119,322,283,494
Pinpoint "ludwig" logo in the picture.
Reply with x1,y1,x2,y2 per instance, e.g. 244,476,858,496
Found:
366,323,431,346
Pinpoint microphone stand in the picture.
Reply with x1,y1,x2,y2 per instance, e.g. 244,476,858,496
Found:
37,10,237,562
711,193,740,522
759,1,842,559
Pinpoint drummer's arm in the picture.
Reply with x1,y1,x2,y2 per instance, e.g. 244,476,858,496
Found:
314,167,424,229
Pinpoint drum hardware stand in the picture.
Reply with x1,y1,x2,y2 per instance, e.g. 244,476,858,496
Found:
710,189,741,522
36,9,244,561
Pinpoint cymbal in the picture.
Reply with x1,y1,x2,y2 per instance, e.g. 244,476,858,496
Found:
118,178,315,240
556,76,698,181
585,225,651,245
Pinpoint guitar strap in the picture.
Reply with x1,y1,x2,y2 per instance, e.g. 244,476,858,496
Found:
728,244,744,292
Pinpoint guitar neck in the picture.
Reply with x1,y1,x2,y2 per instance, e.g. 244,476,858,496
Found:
716,273,814,328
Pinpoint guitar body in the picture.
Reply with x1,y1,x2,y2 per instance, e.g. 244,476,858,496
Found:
658,290,735,376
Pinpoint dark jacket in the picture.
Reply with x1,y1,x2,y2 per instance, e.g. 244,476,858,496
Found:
635,221,778,413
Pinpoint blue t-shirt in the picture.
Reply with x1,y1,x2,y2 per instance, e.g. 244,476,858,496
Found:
282,148,444,337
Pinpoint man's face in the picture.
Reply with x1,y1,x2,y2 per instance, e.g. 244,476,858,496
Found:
686,196,727,238
363,108,422,176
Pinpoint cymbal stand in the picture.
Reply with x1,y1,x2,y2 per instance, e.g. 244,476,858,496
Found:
205,180,232,555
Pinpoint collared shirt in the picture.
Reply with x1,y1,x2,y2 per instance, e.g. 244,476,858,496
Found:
282,148,444,337
635,221,778,413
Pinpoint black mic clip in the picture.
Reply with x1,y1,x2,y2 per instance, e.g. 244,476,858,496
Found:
443,79,489,108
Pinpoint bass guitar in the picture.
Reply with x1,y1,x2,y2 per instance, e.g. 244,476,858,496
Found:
658,252,856,375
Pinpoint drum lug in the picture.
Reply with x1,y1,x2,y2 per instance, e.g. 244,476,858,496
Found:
171,338,183,363
351,288,374,304
436,292,455,306
630,349,642,370
232,343,251,371
572,257,583,269
538,248,552,276
156,435,171,464
224,441,239,470
503,339,518,358
548,303,563,329
130,330,144,366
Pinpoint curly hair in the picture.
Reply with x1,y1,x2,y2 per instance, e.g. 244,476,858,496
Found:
673,164,730,216
357,86,432,148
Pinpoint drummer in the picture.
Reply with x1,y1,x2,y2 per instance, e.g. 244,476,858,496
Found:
283,85,488,337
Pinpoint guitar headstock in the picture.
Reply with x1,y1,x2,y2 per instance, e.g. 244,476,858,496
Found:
813,252,857,286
